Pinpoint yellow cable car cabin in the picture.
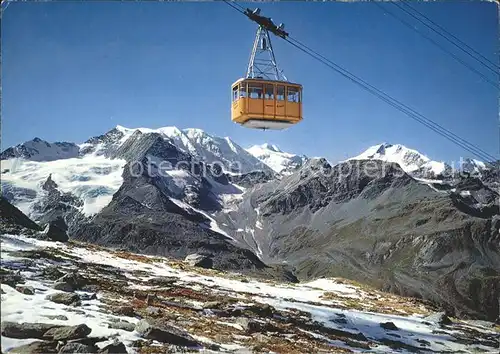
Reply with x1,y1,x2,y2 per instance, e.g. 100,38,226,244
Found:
231,78,303,130
230,8,303,130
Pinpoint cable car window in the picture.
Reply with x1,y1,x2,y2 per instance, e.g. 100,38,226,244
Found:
264,84,274,100
287,87,300,103
276,85,285,101
232,86,238,102
239,83,247,98
248,84,263,99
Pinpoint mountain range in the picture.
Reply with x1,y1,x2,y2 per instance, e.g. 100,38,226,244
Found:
1,125,499,322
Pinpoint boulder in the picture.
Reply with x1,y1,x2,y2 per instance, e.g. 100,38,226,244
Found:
0,268,25,287
1,322,62,339
253,303,275,317
380,322,398,331
98,340,128,353
108,320,135,332
235,317,262,333
58,342,98,353
53,282,74,292
423,312,452,326
41,266,65,280
184,254,213,269
44,217,69,242
146,276,178,286
135,319,201,347
8,340,58,353
43,324,92,341
46,292,80,306
112,305,135,317
56,272,88,291
15,285,35,295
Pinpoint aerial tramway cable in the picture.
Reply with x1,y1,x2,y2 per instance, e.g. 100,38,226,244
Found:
373,2,499,89
393,1,500,75
222,0,498,165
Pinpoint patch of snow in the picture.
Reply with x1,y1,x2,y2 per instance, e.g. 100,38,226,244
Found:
0,279,141,353
302,278,359,296
168,197,237,242
2,234,497,354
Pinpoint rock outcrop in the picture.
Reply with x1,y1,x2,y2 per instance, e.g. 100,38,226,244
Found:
0,196,42,235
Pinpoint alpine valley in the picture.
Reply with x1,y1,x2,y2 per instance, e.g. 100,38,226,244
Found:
1,125,499,353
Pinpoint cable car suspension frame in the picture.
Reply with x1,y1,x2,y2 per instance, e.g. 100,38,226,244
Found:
244,8,288,81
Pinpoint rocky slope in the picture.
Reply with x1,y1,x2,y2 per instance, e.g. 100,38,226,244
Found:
0,197,42,235
1,234,499,353
214,158,500,321
73,130,294,281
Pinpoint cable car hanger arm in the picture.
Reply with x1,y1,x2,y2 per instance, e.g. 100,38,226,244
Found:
244,8,289,38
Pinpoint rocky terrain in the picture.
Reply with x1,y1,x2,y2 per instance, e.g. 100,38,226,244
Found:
1,124,499,329
1,233,499,353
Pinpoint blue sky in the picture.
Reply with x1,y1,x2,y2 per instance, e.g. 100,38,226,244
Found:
2,1,498,163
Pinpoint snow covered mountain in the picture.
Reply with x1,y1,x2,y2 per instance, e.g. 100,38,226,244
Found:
1,125,271,247
460,158,488,174
1,156,125,218
0,138,79,162
348,143,451,178
80,125,272,174
246,143,307,174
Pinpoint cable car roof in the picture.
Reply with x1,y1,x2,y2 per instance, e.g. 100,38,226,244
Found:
231,77,302,88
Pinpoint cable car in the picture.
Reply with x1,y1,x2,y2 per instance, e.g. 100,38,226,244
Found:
231,8,303,130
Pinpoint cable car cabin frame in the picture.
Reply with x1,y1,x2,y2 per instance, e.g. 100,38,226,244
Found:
231,78,303,130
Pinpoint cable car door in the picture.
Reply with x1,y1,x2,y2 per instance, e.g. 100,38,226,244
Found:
275,84,285,119
264,84,275,118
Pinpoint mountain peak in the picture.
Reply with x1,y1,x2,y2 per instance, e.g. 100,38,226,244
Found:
115,125,133,133
1,137,80,162
260,143,282,153
246,143,306,174
183,128,207,138
349,142,450,176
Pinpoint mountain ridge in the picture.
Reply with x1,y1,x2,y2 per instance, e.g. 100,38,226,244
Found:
2,126,493,179
2,125,498,321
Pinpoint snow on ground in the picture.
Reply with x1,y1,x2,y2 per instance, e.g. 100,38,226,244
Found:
2,234,498,353
301,278,359,296
1,281,141,352
1,156,126,217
